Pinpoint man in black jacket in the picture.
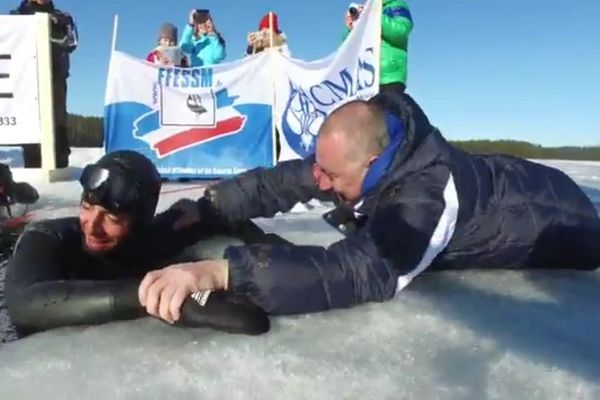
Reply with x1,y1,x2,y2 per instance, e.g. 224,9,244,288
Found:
139,92,600,323
10,0,78,168
5,151,269,336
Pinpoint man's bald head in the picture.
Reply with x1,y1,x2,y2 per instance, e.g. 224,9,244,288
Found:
318,100,389,163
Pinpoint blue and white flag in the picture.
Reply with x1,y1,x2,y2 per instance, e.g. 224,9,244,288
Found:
274,0,382,161
104,51,275,178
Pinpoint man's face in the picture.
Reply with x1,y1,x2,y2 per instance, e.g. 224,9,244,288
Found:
79,201,133,253
31,0,51,5
314,132,369,204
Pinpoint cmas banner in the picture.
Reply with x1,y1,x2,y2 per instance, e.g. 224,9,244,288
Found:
104,51,275,179
274,0,382,161
0,15,42,145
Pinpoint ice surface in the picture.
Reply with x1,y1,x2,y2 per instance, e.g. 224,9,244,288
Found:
1,148,600,399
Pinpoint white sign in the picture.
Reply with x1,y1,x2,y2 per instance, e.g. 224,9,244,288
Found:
274,0,382,161
0,15,42,144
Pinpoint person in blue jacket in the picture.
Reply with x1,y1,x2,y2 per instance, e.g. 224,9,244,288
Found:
138,92,600,323
180,9,226,67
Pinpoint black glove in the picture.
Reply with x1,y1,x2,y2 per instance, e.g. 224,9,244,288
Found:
175,291,270,335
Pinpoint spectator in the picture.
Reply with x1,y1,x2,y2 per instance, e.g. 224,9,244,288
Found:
0,162,38,260
146,23,188,67
10,0,78,168
344,1,413,96
246,12,290,57
180,9,226,67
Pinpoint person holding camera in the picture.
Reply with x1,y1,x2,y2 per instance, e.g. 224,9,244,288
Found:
180,9,226,67
344,0,413,96
246,12,290,57
9,0,78,168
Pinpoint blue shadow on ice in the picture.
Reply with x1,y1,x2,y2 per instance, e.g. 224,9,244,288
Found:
412,270,600,386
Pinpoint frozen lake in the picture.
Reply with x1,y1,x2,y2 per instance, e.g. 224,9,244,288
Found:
1,148,599,399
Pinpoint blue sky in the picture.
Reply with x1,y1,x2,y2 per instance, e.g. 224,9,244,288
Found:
3,0,599,146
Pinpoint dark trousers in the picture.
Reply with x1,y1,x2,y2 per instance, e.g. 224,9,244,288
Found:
379,82,406,96
23,74,70,168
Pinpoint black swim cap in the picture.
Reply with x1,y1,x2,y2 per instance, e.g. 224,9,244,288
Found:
79,150,161,224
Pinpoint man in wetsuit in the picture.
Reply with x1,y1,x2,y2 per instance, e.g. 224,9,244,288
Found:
5,150,269,336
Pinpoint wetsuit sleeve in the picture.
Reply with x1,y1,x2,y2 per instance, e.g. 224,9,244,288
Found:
5,226,144,334
6,225,269,335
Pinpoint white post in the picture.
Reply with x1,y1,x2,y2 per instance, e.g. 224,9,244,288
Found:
111,14,119,53
267,11,279,165
36,13,57,179
374,0,383,90
268,12,274,49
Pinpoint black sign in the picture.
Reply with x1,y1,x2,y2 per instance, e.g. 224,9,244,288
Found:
0,54,13,99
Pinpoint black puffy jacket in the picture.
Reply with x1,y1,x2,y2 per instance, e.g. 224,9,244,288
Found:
198,92,600,315
10,1,78,77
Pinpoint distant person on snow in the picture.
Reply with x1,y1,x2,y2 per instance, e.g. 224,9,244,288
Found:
180,9,226,67
146,23,188,67
137,91,600,324
9,0,78,168
343,0,413,96
5,151,269,336
246,12,290,57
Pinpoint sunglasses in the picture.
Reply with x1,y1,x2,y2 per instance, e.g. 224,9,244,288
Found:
79,164,139,213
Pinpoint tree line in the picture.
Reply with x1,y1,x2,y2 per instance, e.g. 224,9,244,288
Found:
67,114,600,161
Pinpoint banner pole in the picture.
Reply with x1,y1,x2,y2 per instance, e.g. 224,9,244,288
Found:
37,12,57,178
268,12,274,49
111,14,119,53
268,11,278,165
270,55,278,165
374,0,383,90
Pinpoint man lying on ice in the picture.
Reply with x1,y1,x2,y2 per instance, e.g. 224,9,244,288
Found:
139,91,600,322
5,151,270,336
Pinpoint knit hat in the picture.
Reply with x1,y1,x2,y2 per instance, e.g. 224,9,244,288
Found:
158,23,177,43
258,12,281,34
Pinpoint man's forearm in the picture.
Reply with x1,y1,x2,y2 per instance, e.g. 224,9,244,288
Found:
225,240,398,315
7,279,143,335
199,156,332,223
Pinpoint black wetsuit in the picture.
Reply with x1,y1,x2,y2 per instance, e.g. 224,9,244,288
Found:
4,212,269,335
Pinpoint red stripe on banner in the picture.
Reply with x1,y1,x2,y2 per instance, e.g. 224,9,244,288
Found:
153,116,246,157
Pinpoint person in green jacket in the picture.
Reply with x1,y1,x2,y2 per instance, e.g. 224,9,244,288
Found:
344,0,413,95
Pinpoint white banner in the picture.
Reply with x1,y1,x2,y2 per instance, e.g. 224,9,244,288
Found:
274,0,382,161
105,51,276,178
0,15,42,144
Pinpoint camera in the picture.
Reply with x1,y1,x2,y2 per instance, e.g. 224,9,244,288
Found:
348,2,362,20
193,9,211,24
